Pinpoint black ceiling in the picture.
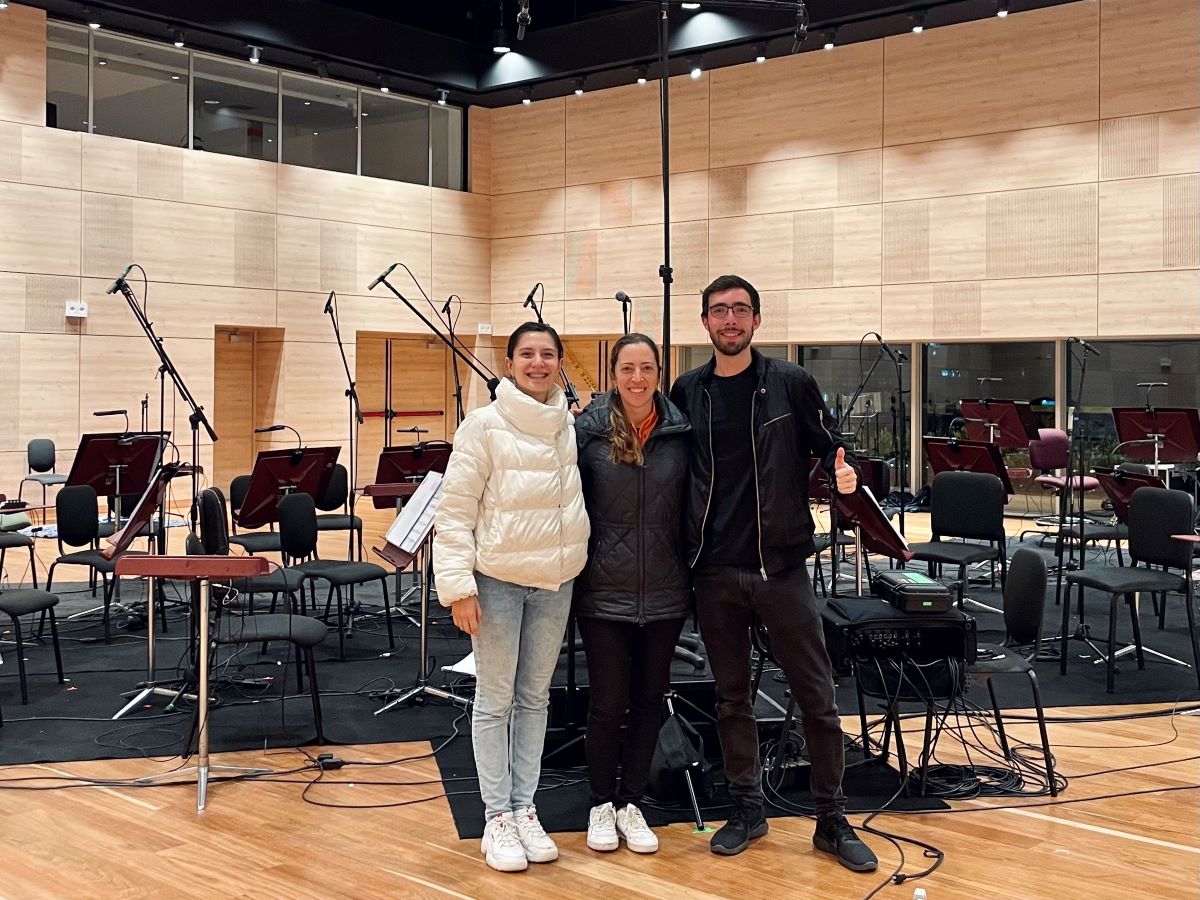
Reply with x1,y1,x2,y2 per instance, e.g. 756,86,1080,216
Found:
23,0,1085,107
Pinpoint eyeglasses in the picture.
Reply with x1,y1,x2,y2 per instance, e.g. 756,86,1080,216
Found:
705,303,755,320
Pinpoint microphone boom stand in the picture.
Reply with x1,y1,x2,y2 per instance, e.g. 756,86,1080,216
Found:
324,292,364,561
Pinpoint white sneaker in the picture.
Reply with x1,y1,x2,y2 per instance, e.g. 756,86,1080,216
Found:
480,812,528,872
616,803,659,853
512,805,558,863
587,802,619,852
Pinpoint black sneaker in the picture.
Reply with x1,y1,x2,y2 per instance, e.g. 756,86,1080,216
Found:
710,805,768,856
813,815,878,872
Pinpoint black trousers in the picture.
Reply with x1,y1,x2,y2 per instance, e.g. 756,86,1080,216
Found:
578,616,687,807
694,564,846,818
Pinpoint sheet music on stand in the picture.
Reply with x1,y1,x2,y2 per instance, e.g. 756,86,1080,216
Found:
384,470,444,554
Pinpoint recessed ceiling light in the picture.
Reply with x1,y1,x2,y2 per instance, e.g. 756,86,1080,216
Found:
436,89,448,106
313,131,319,135
636,66,648,85
97,58,107,66
303,100,311,106
204,99,219,104
912,12,926,33
689,58,702,79
248,45,262,65
682,2,701,9
170,74,180,80
172,30,185,48
492,28,511,54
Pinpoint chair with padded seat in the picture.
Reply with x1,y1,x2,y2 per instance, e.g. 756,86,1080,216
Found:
0,587,65,704
1061,486,1199,693
44,484,141,643
227,474,283,559
907,471,1008,606
18,439,68,517
314,464,363,560
191,488,327,743
0,531,39,589
277,491,393,659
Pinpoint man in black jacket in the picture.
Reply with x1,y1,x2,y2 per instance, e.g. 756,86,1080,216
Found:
669,274,877,872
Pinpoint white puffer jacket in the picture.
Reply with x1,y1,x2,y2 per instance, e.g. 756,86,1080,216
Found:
433,377,590,605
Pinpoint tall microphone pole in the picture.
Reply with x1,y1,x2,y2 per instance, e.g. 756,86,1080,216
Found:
324,291,363,560
523,282,580,408
657,0,673,387
368,265,500,400
443,295,467,424
109,265,215,533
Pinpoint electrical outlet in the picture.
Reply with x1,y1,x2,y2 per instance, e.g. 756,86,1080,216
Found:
65,300,89,318
477,322,493,335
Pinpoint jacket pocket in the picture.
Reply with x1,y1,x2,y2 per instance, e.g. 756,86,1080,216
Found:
762,412,793,428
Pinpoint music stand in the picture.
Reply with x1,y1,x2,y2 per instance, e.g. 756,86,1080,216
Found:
959,400,1040,450
1092,467,1166,524
831,487,913,596
234,447,340,530
367,442,452,510
924,437,1015,499
372,472,471,713
68,432,167,520
1112,407,1200,488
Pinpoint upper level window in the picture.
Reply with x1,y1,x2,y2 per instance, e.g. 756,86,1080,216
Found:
193,56,278,160
361,91,429,186
92,33,188,147
46,22,88,132
281,74,358,174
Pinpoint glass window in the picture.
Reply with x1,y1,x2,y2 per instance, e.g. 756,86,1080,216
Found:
1068,340,1200,482
281,74,358,174
361,91,430,184
921,341,1056,501
799,344,907,462
431,104,464,190
193,56,278,159
92,34,188,146
46,22,89,132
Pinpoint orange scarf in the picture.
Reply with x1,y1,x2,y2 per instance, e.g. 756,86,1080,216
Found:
633,407,659,447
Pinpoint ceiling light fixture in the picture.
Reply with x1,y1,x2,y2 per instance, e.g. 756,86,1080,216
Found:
823,29,836,51
0,2,10,10
754,43,767,63
516,0,531,40
790,1,809,52
85,9,101,29
315,61,329,79
378,75,390,93
912,11,926,33
681,2,701,9
248,45,262,64
436,89,449,106
492,28,511,54
171,30,185,48
689,57,702,79
170,73,180,80
997,0,1009,16
636,66,648,85
573,77,585,96
521,87,532,105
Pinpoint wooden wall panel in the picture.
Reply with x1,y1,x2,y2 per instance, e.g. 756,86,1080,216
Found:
1101,0,1200,119
883,123,1098,202
788,287,882,344
23,274,81,335
630,171,709,226
929,194,988,283
492,188,565,238
1100,176,1167,273
468,105,492,196
979,276,1099,338
355,224,433,299
985,185,1098,279
433,233,491,305
712,151,883,219
0,273,27,333
884,3,1099,146
212,328,256,489
0,182,80,275
627,293,710,346
562,299,627,337
882,283,983,342
81,134,139,196
1096,108,1200,181
492,299,565,340
708,213,794,290
1098,271,1200,335
565,182,632,233
276,164,432,232
274,340,357,444
79,278,277,340
0,4,46,127
490,98,565,195
181,150,277,213
594,221,708,300
132,198,238,286
490,233,564,307
710,42,883,169
17,333,78,449
0,122,81,190
433,187,490,238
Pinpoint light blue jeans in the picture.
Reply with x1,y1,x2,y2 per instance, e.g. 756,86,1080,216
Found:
471,572,573,822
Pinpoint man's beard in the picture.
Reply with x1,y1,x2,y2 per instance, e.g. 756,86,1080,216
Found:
710,327,753,356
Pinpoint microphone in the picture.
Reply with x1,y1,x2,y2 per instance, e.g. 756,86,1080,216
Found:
442,296,453,316
93,409,128,417
254,425,285,433
323,291,335,315
516,0,531,40
487,376,501,401
1067,336,1102,357
615,290,630,305
523,283,541,310
873,333,907,362
105,264,133,295
367,263,398,291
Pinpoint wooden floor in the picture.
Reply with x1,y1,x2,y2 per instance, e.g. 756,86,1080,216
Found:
1,705,1196,899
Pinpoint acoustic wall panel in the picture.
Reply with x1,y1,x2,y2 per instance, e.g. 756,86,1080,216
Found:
1100,0,1200,119
0,182,81,276
1099,271,1200,335
492,188,566,238
135,143,185,202
432,187,490,238
18,333,79,448
985,185,1097,278
23,274,80,335
708,213,793,290
490,98,565,195
630,171,709,226
788,286,882,344
234,211,277,289
883,201,930,284
565,181,632,233
1100,115,1160,180
1164,174,1200,269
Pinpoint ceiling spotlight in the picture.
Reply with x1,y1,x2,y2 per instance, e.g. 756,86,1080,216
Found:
636,66,648,85
996,0,1009,16
912,12,926,33
823,29,836,51
521,87,532,105
86,10,102,29
436,89,448,106
754,43,767,63
248,45,262,64
172,30,185,48
681,2,701,9
97,57,108,66
170,73,181,80
689,58,702,79
516,0,531,40
378,75,390,93
0,1,10,10
493,28,511,54
573,77,584,96
315,61,329,79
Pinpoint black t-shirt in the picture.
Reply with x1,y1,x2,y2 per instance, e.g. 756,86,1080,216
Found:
700,364,760,567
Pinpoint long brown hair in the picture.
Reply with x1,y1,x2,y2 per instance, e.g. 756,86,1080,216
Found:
608,333,662,466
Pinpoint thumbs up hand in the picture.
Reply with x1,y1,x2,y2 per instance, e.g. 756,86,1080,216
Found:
834,446,858,495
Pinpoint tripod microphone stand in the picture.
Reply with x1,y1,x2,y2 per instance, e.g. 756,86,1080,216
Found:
323,291,364,561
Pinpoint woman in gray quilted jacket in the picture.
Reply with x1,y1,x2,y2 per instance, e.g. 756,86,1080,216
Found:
573,332,693,856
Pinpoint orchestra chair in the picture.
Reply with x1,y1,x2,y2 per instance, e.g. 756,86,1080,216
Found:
227,474,283,559
18,439,68,515
0,587,64,704
277,491,394,659
314,464,364,560
0,530,39,589
1061,487,1200,693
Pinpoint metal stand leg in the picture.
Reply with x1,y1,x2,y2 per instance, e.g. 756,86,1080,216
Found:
113,576,197,718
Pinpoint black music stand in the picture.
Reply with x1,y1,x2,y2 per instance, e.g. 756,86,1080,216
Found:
1092,467,1166,523
924,437,1015,499
1112,407,1200,488
959,400,1039,450
68,432,167,522
368,443,452,510
234,447,340,530
831,488,914,597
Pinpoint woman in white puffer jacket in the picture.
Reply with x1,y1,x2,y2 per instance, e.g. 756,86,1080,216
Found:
433,321,589,874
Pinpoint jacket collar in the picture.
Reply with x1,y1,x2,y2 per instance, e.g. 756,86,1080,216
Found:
576,390,691,439
699,347,766,386
494,376,569,438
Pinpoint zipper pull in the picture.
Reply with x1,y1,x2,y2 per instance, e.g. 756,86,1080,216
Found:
760,567,769,582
